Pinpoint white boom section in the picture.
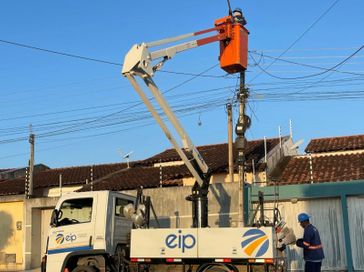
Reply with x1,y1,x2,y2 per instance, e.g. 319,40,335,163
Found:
122,27,218,77
125,74,208,186
122,31,215,186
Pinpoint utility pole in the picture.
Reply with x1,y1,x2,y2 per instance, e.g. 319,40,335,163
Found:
227,103,234,183
235,71,250,227
28,125,35,198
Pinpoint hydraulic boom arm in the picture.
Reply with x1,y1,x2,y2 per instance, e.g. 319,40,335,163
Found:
122,14,248,227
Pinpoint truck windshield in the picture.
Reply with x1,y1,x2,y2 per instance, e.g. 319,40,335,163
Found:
58,198,93,226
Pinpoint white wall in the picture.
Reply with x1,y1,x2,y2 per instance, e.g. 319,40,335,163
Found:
347,196,364,271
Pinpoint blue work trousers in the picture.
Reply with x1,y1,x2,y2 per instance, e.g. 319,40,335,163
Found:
305,261,322,272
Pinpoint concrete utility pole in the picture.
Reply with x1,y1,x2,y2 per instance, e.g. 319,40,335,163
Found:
235,71,250,227
227,103,234,183
28,125,35,198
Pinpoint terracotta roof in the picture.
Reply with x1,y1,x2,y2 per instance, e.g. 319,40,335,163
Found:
274,153,364,185
141,138,280,168
79,165,186,192
0,139,281,195
0,178,27,195
305,134,364,153
0,162,128,196
79,139,280,192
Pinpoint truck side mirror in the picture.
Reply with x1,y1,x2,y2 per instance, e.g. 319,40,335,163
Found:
50,209,59,227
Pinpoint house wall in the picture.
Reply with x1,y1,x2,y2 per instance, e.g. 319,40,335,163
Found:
43,185,83,197
251,181,364,272
347,196,364,271
23,197,59,270
265,137,297,176
125,182,240,228
0,200,24,271
254,198,347,271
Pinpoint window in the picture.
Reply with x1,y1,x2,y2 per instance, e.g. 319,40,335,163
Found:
115,198,133,217
57,198,93,226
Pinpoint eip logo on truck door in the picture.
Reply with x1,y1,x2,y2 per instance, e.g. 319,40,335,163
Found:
241,229,269,257
165,230,196,253
55,233,77,244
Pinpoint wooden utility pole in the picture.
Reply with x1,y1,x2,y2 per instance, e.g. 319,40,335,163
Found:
235,71,250,227
28,126,35,198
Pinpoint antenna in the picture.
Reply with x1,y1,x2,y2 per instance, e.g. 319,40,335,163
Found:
123,151,134,168
117,149,134,168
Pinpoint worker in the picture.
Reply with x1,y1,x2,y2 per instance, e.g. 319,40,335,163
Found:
232,8,247,26
296,213,324,272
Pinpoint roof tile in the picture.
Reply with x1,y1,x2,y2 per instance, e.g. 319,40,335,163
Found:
0,139,281,195
305,134,364,153
274,153,364,185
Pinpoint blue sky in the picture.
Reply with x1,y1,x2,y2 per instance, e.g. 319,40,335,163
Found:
0,0,363,168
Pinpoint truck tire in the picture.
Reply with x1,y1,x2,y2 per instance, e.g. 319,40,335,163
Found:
197,263,238,272
72,266,98,272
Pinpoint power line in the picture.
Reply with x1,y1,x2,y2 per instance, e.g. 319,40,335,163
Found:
0,39,232,79
0,73,229,141
248,0,341,83
249,45,364,80
253,46,360,53
249,50,364,77
0,39,122,66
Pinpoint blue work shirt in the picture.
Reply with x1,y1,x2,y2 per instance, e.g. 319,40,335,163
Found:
296,224,325,261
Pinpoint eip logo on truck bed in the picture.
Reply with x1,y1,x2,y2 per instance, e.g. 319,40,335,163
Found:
241,229,269,257
165,230,196,253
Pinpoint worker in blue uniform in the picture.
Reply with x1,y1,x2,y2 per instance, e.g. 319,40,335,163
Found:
296,213,325,272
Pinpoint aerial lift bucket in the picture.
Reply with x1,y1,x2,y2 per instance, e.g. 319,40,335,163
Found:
215,16,249,74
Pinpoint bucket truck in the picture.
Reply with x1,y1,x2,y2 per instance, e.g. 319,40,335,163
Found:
42,9,295,272
121,9,289,272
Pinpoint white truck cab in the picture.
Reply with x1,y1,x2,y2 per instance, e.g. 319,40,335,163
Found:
43,191,135,272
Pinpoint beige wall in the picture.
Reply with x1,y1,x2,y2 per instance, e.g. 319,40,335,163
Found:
43,185,83,197
0,201,24,270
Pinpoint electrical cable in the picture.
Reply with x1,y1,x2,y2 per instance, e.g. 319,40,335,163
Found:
0,84,235,138
0,39,231,79
2,72,364,139
249,50,364,77
0,39,122,66
249,45,364,80
0,93,233,144
248,0,341,83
